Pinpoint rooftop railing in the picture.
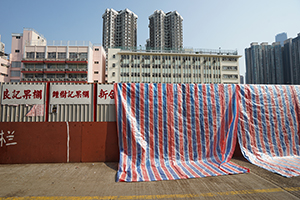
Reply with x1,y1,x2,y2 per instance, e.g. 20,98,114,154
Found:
109,46,238,55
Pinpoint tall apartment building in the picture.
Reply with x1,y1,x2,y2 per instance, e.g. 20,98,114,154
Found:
245,42,284,84
107,47,240,84
290,34,300,84
102,8,138,50
0,36,10,82
148,10,183,50
10,28,106,83
275,32,287,46
283,33,300,85
246,33,300,85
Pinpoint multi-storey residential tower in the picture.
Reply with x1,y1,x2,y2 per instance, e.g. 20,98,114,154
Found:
245,42,284,84
291,33,300,84
107,47,240,84
102,9,118,50
148,10,166,49
148,10,183,50
102,8,138,50
275,32,287,47
246,33,300,85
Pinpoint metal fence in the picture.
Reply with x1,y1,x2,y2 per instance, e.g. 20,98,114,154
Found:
97,104,116,122
0,82,116,122
0,82,46,122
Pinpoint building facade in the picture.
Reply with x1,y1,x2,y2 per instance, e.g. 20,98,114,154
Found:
107,47,240,84
246,33,300,85
290,34,300,85
0,38,10,82
10,28,106,83
102,8,138,50
275,32,287,46
148,10,183,50
245,42,284,84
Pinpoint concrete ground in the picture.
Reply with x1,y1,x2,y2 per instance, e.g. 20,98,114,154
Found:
1,158,300,200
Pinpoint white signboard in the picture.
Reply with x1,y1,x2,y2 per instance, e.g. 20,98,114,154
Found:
1,84,45,104
50,84,92,104
97,84,115,104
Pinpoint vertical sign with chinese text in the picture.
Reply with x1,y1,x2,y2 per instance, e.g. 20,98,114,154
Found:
50,84,92,104
97,84,115,104
1,84,45,104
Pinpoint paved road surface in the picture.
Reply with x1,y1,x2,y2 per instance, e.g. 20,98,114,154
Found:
1,158,300,199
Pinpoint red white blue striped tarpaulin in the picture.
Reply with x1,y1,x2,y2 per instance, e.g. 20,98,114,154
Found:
238,85,300,177
114,83,249,182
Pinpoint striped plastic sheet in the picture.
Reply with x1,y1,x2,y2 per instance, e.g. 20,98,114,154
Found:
114,83,249,182
238,85,300,177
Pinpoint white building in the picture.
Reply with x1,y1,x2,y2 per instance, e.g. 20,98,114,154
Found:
107,47,240,84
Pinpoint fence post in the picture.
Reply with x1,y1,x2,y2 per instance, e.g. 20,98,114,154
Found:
93,83,97,122
45,82,50,122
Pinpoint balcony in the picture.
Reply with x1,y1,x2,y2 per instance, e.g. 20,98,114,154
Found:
22,58,88,64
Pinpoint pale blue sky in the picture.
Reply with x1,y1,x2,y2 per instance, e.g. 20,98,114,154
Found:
1,0,300,76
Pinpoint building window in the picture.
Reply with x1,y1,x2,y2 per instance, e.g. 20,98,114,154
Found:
11,62,21,68
16,36,21,39
112,72,115,77
94,71,99,74
35,64,44,69
36,52,45,59
112,63,115,67
36,74,43,78
113,55,116,58
57,74,65,78
15,50,20,53
95,48,99,51
79,53,88,59
47,74,55,78
58,52,66,59
69,52,77,59
11,79,20,82
68,74,77,78
47,64,56,69
25,74,34,78
48,52,56,59
10,71,21,77
94,61,99,64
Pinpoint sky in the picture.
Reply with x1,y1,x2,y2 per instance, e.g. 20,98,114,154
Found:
1,0,300,76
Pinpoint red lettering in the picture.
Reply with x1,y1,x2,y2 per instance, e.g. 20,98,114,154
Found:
12,90,22,99
60,91,67,98
52,91,59,98
108,90,114,99
33,90,43,99
67,91,75,98
22,90,32,99
99,89,108,99
3,89,11,100
82,91,89,98
75,91,82,98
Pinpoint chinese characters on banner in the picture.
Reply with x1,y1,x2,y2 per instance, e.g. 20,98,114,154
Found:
50,84,92,104
97,85,115,104
0,130,17,147
1,85,44,104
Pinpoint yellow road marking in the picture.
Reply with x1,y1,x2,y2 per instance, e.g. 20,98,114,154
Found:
1,187,300,200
